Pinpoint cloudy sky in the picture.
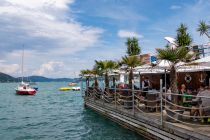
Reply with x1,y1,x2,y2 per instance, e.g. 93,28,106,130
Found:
0,0,209,78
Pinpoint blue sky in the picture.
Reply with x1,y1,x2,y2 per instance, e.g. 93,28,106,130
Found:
0,0,209,78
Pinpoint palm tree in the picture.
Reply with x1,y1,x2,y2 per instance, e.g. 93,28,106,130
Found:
121,55,142,89
156,46,194,94
197,20,210,39
176,23,193,47
80,69,92,88
92,65,103,88
95,60,119,91
126,37,141,56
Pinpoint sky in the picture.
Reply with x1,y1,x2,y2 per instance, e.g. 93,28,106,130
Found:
0,0,209,78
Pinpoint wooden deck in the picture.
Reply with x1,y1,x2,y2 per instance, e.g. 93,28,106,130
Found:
84,97,210,140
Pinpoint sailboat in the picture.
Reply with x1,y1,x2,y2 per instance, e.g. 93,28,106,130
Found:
15,48,37,95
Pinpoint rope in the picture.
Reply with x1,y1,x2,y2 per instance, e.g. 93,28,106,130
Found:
119,99,133,103
134,95,161,102
164,113,210,127
116,93,132,98
163,98,210,110
103,93,113,98
134,100,161,110
164,106,210,119
103,96,113,102
163,92,210,99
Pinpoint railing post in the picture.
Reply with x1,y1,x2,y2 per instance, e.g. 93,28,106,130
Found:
103,81,105,106
80,78,83,96
209,78,210,87
160,79,163,126
114,84,117,109
132,79,135,116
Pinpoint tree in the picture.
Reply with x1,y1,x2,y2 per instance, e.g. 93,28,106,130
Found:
80,69,92,87
156,46,195,95
197,20,210,39
126,37,141,56
95,60,119,90
121,55,142,89
176,23,192,47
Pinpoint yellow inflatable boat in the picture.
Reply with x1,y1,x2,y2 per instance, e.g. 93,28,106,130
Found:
59,87,72,91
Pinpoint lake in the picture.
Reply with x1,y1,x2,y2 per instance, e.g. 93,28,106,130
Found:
0,82,145,140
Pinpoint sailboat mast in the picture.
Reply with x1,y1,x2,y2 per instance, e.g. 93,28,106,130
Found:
21,47,24,83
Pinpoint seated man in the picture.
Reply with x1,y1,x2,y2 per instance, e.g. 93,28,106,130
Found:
191,84,210,122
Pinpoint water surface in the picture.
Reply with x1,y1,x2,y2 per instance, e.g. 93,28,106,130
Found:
0,82,145,140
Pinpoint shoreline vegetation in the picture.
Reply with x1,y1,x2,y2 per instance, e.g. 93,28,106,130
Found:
80,21,210,91
0,73,79,83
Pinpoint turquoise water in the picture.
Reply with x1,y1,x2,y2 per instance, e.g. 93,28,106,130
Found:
0,82,145,140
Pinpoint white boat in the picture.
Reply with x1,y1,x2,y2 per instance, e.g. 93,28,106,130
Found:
15,48,37,95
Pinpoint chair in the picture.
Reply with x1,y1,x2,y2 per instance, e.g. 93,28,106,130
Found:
146,93,158,112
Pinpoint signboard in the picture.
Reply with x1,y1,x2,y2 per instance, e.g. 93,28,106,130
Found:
150,56,157,62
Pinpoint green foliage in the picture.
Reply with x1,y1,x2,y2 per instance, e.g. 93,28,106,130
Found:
94,60,119,88
126,37,141,56
80,69,92,76
95,60,119,73
156,46,194,64
121,55,142,68
197,20,210,38
176,23,192,47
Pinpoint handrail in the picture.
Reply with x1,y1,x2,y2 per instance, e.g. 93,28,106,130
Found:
163,92,210,99
164,106,210,119
84,87,210,126
134,94,161,102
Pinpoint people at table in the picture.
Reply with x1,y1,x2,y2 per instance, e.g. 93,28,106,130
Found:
196,84,210,116
142,77,150,97
190,84,210,122
178,84,192,107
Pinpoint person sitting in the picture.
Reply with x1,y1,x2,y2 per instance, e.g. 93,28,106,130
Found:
178,84,186,105
191,84,210,122
142,77,150,97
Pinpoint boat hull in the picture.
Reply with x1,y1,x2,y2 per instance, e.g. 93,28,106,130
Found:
16,90,36,95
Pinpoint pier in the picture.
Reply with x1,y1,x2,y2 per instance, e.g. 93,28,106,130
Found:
81,82,210,140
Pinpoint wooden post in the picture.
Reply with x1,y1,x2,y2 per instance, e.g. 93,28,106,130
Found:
160,79,163,126
132,79,135,116
103,80,105,106
139,72,141,89
209,78,210,87
165,69,167,106
80,77,83,96
114,83,117,109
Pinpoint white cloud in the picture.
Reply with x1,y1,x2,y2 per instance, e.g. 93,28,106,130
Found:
118,30,143,38
0,0,103,55
170,5,182,10
0,63,20,75
33,61,64,76
0,0,105,77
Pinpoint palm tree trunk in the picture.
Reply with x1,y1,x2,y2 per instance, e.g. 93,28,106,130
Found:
170,65,178,104
105,72,109,91
94,76,98,88
86,77,89,87
129,68,133,89
113,77,116,87
170,65,178,93
205,32,210,39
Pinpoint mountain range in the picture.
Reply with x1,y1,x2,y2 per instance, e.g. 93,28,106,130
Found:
0,72,80,82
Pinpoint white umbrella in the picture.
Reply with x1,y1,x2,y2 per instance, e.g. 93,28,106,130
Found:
193,56,210,63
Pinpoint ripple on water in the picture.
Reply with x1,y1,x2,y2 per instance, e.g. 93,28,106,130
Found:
0,82,145,140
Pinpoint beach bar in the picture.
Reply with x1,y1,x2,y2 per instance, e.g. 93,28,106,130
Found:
81,63,210,140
